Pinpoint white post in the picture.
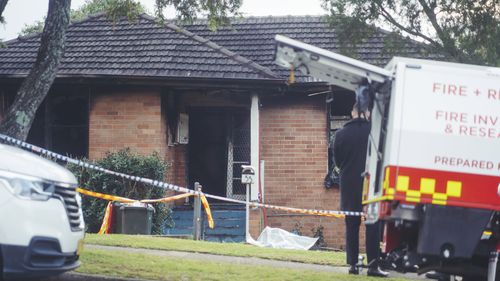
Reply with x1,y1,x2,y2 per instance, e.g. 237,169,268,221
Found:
241,166,256,243
246,94,260,242
250,94,260,201
246,182,250,242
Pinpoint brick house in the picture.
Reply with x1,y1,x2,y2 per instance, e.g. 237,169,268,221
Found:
0,14,432,247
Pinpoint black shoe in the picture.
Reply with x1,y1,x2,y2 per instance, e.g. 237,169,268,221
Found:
348,265,359,275
367,267,389,278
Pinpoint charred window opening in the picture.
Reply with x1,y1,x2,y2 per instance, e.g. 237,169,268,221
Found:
0,88,17,122
164,91,180,145
327,90,356,174
28,90,89,158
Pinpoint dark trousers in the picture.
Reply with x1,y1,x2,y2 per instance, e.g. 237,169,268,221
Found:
345,215,381,267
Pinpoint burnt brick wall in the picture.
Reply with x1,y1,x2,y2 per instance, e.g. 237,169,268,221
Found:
256,94,347,249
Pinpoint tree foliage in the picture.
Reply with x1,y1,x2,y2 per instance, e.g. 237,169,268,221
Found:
20,0,147,36
322,0,500,66
20,20,46,36
72,0,145,22
155,0,243,30
20,0,243,35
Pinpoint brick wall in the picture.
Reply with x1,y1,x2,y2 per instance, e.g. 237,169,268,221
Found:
89,89,166,159
256,94,347,250
86,88,358,250
164,144,188,204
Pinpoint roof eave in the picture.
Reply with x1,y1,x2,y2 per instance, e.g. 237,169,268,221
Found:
0,73,286,88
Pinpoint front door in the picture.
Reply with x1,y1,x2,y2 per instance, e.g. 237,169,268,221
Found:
189,109,228,199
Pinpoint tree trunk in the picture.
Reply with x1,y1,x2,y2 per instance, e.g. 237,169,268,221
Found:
0,0,71,141
0,0,7,22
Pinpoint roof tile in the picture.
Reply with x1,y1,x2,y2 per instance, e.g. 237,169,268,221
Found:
0,14,438,81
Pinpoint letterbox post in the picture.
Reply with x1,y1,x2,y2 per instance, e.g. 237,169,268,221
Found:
241,166,256,242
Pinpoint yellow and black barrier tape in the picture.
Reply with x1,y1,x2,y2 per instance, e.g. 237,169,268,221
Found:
76,187,214,232
77,188,137,203
248,202,346,219
98,202,113,234
0,133,364,218
76,187,193,204
200,194,214,228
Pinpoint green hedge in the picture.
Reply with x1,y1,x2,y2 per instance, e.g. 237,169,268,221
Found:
68,148,173,234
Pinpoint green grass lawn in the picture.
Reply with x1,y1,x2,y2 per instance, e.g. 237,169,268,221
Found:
85,234,346,266
78,248,410,281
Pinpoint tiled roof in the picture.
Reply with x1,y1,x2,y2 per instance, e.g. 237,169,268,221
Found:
0,14,279,80
183,16,439,80
0,14,437,82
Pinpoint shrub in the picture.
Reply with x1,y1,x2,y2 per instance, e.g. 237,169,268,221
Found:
311,225,327,249
68,148,173,234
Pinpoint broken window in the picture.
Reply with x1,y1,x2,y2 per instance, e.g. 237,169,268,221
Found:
28,90,89,158
327,90,356,177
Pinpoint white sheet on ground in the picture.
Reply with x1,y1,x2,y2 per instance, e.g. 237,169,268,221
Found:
247,226,319,250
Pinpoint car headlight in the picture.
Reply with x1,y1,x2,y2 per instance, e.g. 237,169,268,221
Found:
9,178,55,201
0,171,55,201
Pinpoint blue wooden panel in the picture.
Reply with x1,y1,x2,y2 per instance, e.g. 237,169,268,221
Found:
163,228,192,235
204,236,222,242
169,205,246,242
170,221,195,228
209,211,245,219
203,218,245,228
206,204,245,211
171,212,194,219
205,235,245,243
205,227,245,236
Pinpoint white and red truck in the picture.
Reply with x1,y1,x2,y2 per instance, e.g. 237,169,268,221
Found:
275,34,500,280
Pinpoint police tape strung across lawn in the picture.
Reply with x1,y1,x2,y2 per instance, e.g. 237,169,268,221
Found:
76,188,214,233
76,187,192,204
0,133,363,218
76,187,214,229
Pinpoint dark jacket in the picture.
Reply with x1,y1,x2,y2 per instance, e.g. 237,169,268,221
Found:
333,118,370,212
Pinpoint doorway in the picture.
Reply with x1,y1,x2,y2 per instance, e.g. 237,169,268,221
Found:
188,108,250,201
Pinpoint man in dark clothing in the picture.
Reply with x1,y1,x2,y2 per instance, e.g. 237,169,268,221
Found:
333,104,388,278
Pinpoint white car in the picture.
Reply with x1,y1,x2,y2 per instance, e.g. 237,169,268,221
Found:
0,143,85,280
